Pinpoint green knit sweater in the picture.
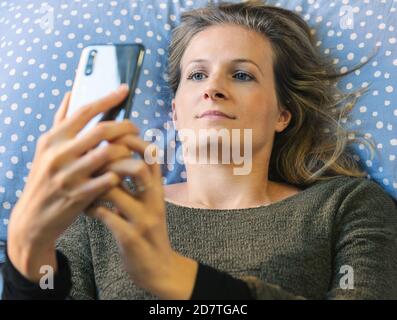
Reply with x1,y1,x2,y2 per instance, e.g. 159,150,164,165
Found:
56,175,397,299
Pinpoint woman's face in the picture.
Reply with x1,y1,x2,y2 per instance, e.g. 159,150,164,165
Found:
172,24,291,157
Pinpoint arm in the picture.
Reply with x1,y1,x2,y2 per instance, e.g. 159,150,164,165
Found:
2,215,96,300
2,248,71,300
2,87,140,299
325,178,397,299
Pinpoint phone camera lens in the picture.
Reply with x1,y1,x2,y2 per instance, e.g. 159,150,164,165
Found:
85,49,97,75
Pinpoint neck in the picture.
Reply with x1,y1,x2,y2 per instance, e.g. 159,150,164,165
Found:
183,148,274,209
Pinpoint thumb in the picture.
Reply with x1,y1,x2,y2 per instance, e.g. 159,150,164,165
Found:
53,91,71,128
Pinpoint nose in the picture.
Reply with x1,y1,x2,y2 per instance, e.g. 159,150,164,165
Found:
203,76,228,101
204,89,226,101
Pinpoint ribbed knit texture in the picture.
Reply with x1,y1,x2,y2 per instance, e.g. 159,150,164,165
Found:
56,176,397,299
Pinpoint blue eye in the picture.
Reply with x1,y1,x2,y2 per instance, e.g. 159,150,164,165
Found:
186,71,255,81
233,72,254,81
187,71,206,81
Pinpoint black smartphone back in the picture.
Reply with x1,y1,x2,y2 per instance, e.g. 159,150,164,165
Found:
66,44,145,138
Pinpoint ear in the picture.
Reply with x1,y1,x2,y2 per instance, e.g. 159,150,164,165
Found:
172,98,178,130
275,108,291,133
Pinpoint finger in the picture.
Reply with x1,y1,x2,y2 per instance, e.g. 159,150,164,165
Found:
94,135,150,174
111,136,162,179
56,144,132,183
68,171,121,208
108,133,146,158
53,92,71,128
145,144,162,182
96,189,167,249
113,134,150,158
99,158,155,201
62,119,140,158
61,84,130,137
88,206,145,248
100,187,146,224
85,201,120,218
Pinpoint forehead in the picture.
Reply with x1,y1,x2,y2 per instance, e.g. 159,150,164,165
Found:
180,24,273,69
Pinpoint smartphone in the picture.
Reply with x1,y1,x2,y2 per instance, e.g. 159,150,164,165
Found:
66,44,145,145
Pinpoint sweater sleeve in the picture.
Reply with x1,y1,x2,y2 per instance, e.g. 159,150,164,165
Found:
1,248,71,300
1,214,96,300
325,178,397,299
55,214,97,300
190,263,306,300
219,178,397,300
190,262,254,299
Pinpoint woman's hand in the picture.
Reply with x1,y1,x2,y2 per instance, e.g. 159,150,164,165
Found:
7,85,140,282
88,141,199,300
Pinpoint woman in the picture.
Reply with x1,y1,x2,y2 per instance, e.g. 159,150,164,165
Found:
2,2,397,299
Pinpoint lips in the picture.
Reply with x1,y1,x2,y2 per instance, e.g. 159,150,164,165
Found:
198,110,235,119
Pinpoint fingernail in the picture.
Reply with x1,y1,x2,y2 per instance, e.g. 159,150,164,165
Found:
119,83,129,92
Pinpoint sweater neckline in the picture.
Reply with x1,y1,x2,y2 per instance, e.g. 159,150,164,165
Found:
164,182,313,212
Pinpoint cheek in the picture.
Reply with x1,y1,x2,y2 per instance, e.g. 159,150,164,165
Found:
173,96,195,123
243,89,279,116
176,89,198,108
243,104,279,132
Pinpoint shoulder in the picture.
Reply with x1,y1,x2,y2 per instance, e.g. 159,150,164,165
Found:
319,175,395,204
307,175,393,200
288,175,397,220
320,176,397,225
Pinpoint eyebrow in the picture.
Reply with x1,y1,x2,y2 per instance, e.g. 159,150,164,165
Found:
185,58,264,76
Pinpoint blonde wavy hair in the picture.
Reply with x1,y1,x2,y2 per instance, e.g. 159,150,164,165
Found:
167,1,377,187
